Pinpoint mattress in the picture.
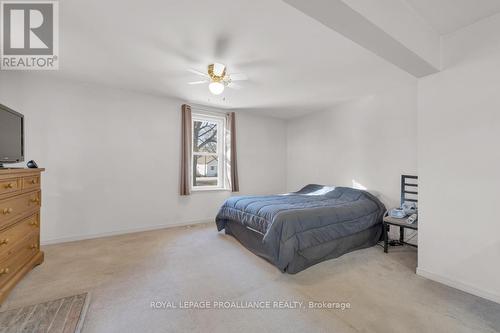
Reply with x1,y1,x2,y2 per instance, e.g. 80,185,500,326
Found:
216,185,386,273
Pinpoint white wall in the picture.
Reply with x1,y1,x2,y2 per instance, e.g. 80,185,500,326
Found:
286,81,418,210
417,13,500,303
0,73,287,243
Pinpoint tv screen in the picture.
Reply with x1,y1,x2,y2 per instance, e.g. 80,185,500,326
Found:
0,104,24,164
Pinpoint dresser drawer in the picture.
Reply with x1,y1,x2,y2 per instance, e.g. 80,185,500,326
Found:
22,175,40,191
0,191,41,229
0,214,39,259
0,178,21,197
0,233,39,286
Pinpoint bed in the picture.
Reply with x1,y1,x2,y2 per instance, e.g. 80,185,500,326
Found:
215,184,386,274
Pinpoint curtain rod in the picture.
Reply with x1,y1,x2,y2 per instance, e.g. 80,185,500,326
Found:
188,103,234,116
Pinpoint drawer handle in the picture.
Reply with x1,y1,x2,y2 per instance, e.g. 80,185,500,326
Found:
2,208,13,215
0,239,9,245
0,268,9,275
4,183,14,189
30,220,39,227
30,197,40,204
30,179,36,185
30,244,38,250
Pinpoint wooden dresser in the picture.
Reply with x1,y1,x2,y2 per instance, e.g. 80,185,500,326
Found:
0,168,44,303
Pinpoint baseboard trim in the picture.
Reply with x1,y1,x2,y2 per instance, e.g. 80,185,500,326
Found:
40,219,213,246
416,267,500,304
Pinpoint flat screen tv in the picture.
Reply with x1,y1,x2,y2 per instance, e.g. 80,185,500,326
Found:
0,104,24,167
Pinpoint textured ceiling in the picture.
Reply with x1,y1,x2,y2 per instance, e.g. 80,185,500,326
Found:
38,0,415,118
405,0,500,35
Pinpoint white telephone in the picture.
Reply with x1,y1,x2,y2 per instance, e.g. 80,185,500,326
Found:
388,201,418,219
402,201,417,215
388,208,406,218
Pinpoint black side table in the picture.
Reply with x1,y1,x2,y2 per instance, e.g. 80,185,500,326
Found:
383,214,418,253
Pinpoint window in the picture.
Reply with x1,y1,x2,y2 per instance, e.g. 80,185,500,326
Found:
191,113,226,190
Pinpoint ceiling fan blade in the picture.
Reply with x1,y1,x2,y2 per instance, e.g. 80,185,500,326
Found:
188,80,208,85
187,68,209,78
235,59,275,69
214,34,231,59
228,82,242,90
169,45,201,63
229,73,248,81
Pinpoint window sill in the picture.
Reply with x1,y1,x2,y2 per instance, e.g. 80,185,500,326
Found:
191,187,231,193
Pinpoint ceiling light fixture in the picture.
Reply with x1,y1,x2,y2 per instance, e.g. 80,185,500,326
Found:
207,63,227,95
212,63,226,77
208,81,225,95
187,63,248,95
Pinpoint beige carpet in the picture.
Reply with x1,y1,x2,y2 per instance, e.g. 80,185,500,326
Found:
0,223,499,333
0,293,89,333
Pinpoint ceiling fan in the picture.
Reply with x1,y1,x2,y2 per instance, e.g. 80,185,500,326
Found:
188,63,248,95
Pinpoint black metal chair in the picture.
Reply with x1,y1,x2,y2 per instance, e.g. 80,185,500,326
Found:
383,175,418,253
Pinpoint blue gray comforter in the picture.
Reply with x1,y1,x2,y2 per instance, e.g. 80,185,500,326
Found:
216,185,385,271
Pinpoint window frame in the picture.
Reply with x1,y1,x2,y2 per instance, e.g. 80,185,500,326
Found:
191,112,228,191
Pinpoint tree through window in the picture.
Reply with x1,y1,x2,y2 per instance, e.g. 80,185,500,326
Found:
192,114,225,189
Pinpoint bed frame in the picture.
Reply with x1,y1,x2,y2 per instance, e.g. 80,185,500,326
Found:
224,218,383,274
